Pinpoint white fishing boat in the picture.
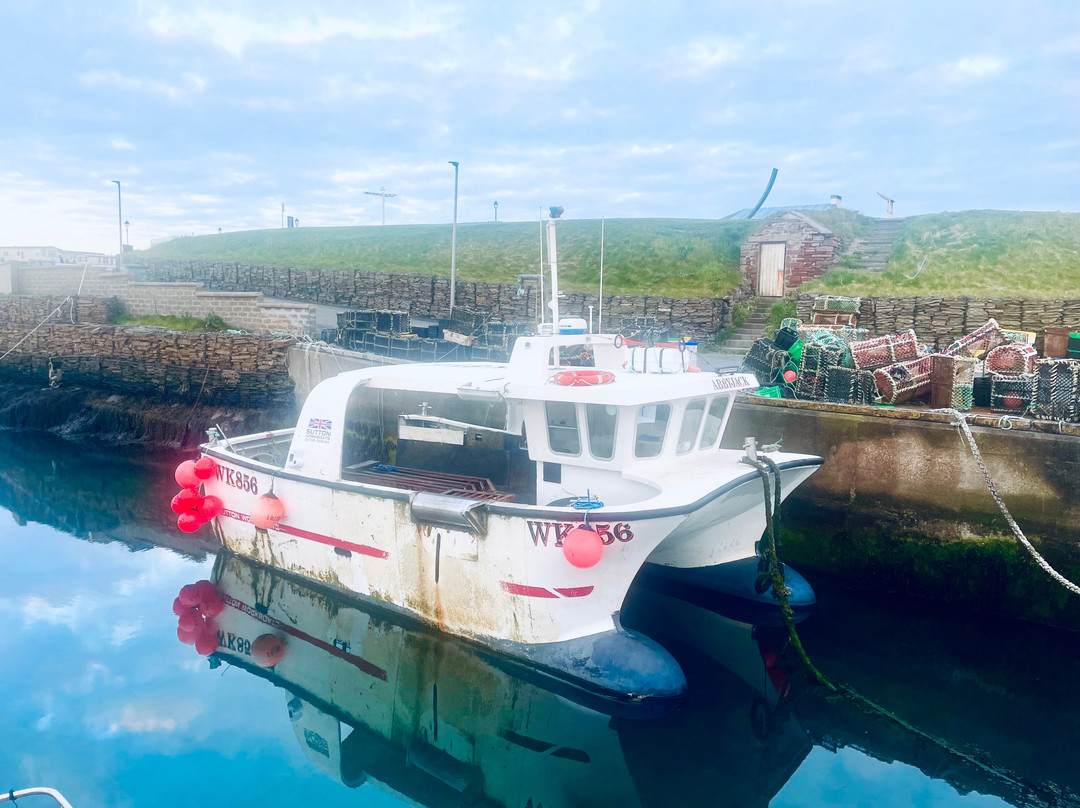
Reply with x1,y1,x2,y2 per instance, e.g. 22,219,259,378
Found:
179,210,823,701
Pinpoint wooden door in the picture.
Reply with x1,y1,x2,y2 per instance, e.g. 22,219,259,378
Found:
758,243,786,296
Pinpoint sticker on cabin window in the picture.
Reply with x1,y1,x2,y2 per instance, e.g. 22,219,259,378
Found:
306,417,333,444
638,404,657,423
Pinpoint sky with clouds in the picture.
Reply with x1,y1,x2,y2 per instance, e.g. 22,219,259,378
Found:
1,0,1077,253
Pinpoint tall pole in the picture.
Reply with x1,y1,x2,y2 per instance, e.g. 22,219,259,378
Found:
538,206,545,324
112,181,122,270
364,187,397,225
449,161,459,313
546,215,560,328
598,217,605,334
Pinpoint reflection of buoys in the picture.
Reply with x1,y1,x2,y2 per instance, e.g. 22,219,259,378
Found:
193,456,217,479
250,493,284,530
177,624,199,645
174,460,201,489
194,624,218,656
171,597,185,616
200,593,225,619
251,633,287,668
178,584,201,608
562,524,604,568
177,609,203,633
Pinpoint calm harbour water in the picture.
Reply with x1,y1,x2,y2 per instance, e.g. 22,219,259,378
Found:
1,431,1078,808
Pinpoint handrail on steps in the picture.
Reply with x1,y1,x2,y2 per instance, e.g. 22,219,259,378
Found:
0,787,75,807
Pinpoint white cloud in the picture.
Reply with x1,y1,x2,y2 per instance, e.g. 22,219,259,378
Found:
935,55,1007,83
668,38,748,78
109,137,136,151
138,2,454,57
78,70,207,102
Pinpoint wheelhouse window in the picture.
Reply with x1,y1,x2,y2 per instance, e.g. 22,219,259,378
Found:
634,403,671,458
586,403,618,460
546,401,581,456
676,399,706,455
699,396,730,448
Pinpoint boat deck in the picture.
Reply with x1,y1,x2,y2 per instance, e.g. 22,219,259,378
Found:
342,462,516,502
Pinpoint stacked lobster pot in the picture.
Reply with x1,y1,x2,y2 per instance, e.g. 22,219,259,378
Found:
811,296,861,328
825,366,877,405
848,329,933,405
739,338,792,386
929,355,977,411
796,331,853,399
1031,359,1080,421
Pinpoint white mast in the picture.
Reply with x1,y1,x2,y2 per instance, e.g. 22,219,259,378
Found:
598,216,605,334
538,206,546,324
546,207,563,327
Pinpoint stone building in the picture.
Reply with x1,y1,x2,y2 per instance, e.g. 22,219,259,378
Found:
739,212,843,297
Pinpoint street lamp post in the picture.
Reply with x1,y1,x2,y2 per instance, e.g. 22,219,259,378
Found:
449,161,459,313
111,181,123,270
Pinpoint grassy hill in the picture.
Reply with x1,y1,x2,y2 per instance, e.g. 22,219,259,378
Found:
137,218,754,298
804,210,1080,299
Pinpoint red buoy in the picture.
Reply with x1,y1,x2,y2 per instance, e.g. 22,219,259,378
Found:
198,495,223,521
562,524,604,568
251,633,287,668
783,370,798,383
193,456,217,479
171,488,202,515
250,493,284,530
177,512,202,533
174,460,201,489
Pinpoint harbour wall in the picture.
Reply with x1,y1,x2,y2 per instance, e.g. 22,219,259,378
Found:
797,293,1080,351
724,397,1080,628
136,259,738,338
10,266,316,336
0,294,116,324
0,322,296,409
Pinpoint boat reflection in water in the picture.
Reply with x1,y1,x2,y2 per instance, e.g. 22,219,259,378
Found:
180,552,810,807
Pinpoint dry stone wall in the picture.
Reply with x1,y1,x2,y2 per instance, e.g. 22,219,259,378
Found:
139,259,739,337
0,323,295,408
12,266,315,335
797,294,1080,351
0,295,115,325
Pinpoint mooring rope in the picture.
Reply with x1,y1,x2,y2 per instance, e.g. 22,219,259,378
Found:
941,408,1080,596
741,455,832,688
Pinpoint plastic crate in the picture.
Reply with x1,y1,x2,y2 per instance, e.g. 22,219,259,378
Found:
851,330,920,370
873,356,935,404
929,355,976,410
1031,359,1080,421
990,373,1035,413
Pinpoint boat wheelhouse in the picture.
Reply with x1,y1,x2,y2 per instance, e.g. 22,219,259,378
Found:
197,330,822,702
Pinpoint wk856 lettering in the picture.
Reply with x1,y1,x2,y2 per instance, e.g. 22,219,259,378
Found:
216,466,259,494
527,521,634,547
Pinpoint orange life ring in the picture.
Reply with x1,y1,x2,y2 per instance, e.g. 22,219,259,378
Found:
553,369,615,386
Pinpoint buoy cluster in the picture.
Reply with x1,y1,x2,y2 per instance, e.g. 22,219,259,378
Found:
170,457,222,534
173,580,224,656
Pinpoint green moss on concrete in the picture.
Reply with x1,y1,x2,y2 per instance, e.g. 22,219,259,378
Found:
781,505,1080,629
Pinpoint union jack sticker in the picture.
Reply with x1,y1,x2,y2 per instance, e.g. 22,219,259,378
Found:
308,418,332,431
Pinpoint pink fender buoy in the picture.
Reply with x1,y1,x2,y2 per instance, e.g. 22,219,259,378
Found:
177,512,202,533
686,365,701,373
250,633,287,668
783,370,798,383
174,460,201,489
562,524,604,569
193,456,217,480
198,495,223,521
172,488,202,515
250,492,284,530
178,584,201,608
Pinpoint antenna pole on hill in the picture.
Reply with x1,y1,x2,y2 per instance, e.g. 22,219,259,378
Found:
364,187,398,226
538,206,545,324
876,191,895,218
448,163,459,312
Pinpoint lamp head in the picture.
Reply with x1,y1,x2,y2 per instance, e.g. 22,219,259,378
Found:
448,161,459,168
549,206,564,219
